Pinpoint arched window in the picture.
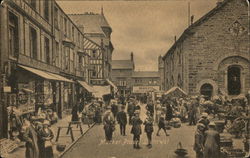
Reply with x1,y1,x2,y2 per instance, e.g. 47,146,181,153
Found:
200,83,213,100
228,66,241,95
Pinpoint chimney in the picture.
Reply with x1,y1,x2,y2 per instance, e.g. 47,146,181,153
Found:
191,15,194,25
217,0,224,5
174,36,177,42
131,52,134,61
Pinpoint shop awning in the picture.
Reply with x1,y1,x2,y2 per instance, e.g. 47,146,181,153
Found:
106,79,118,91
77,80,96,93
92,86,111,98
19,65,73,83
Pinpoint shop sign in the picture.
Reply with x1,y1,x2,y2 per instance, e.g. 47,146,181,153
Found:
133,86,160,93
3,86,11,93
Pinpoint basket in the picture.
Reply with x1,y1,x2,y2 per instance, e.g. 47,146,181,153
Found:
174,142,188,157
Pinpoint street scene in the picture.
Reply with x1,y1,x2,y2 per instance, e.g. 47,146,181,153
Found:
0,0,250,158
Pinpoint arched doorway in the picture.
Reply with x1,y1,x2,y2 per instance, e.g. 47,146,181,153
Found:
200,84,213,100
228,66,241,95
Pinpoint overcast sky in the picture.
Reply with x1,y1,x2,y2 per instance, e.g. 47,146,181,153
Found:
57,0,218,71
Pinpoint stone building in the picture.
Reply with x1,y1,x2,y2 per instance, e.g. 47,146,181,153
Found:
162,0,250,98
111,53,135,96
131,71,160,94
68,11,114,85
158,55,164,90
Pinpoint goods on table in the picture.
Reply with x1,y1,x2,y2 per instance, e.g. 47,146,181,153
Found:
0,138,19,156
221,148,245,158
220,136,233,148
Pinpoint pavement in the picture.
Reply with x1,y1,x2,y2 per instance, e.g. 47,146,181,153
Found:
61,104,198,158
6,114,93,158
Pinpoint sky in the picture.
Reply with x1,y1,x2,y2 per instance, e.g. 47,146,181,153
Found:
57,0,218,71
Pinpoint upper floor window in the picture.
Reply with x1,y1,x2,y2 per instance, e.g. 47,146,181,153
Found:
54,42,59,67
64,18,67,35
8,12,19,58
72,26,75,41
92,50,97,58
44,0,49,21
29,26,37,59
44,37,50,64
30,0,36,9
54,7,58,29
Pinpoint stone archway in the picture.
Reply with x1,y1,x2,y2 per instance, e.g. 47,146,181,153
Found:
196,79,218,97
200,83,213,100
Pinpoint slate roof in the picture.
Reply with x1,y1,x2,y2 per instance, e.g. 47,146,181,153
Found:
162,0,248,60
112,60,134,69
132,71,160,78
68,13,111,35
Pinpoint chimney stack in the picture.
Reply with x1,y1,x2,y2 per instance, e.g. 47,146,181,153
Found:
174,36,177,42
191,15,194,25
131,52,134,61
217,0,224,5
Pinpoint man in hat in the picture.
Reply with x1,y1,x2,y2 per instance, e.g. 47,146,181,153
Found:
194,123,206,158
111,100,118,120
144,111,154,148
155,100,162,124
146,100,154,117
204,122,220,158
198,113,210,131
156,112,169,136
103,106,116,142
131,110,143,149
127,99,135,125
116,105,127,136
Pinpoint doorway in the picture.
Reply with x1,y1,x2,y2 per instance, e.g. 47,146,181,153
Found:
228,66,241,95
200,83,213,100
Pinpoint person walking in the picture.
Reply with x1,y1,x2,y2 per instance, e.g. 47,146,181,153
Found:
37,120,54,158
116,106,127,136
103,106,116,142
155,100,162,124
189,100,197,126
22,118,39,158
193,123,206,158
204,122,220,158
144,111,154,148
165,103,173,123
71,104,79,122
127,100,135,125
156,113,169,136
111,100,118,120
146,100,154,117
131,110,143,149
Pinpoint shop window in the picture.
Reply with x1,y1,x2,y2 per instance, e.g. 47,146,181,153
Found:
29,26,37,59
44,37,50,64
228,66,241,95
8,12,19,58
44,0,49,21
54,7,58,29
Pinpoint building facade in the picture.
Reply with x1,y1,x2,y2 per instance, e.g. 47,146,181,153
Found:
162,0,250,98
0,0,103,139
111,53,135,96
68,11,114,85
131,71,160,94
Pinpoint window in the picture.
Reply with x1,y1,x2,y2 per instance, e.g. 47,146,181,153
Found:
44,37,50,63
54,7,58,29
69,49,74,73
8,12,19,58
30,0,36,9
55,42,59,66
64,47,69,70
29,27,37,59
92,50,96,58
44,0,49,21
64,18,67,35
228,66,241,95
72,26,74,41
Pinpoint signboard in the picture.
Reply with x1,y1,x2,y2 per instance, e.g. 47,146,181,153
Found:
132,86,160,93
3,86,11,93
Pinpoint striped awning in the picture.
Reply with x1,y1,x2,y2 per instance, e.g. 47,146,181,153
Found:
83,37,101,50
77,80,96,93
